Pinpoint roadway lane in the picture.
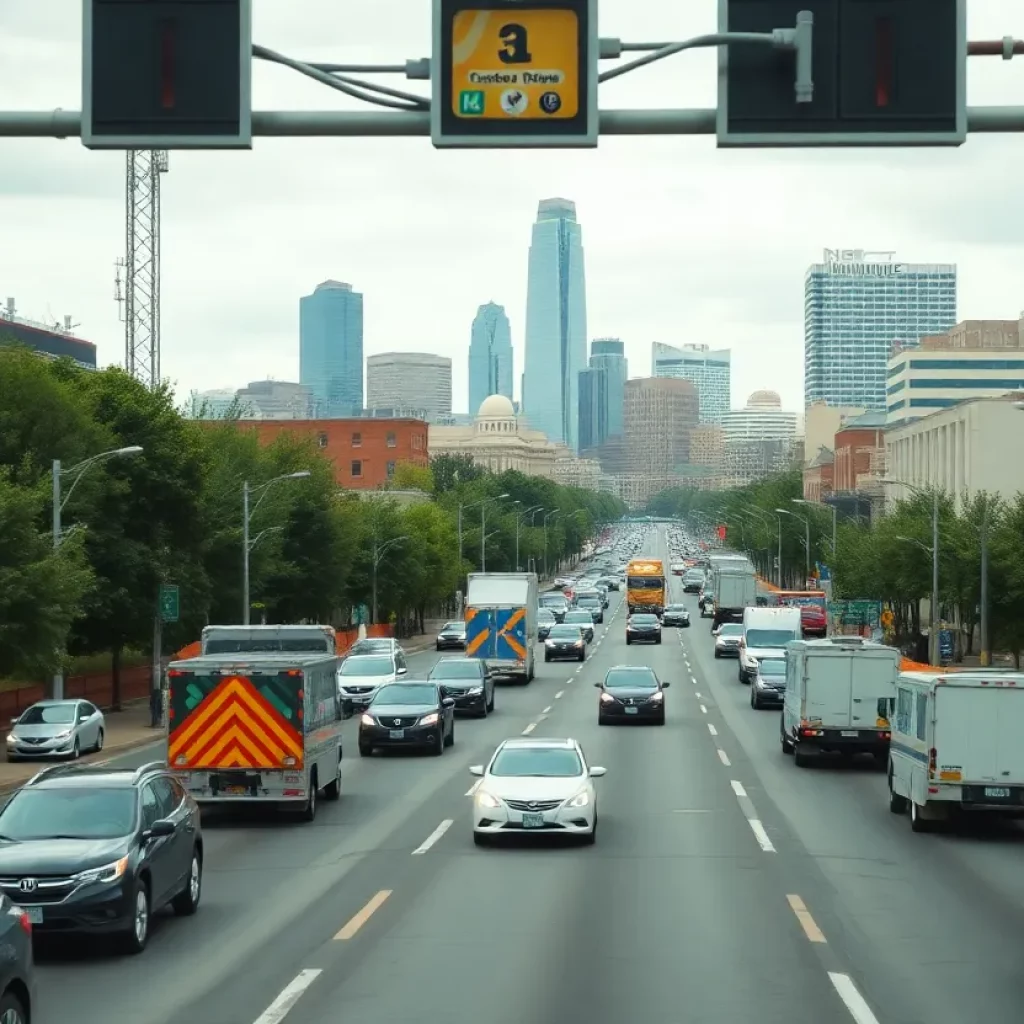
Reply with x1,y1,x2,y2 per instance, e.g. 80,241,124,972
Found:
221,564,874,1024
676,547,1024,1024
35,632,616,1024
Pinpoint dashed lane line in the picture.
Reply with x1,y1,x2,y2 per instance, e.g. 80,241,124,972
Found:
707,723,718,736
731,780,747,798
334,890,392,939
699,704,708,714
829,973,882,1024
786,894,826,944
411,819,453,856
522,722,537,735
729,779,776,853
541,705,552,714
253,969,322,1024
717,749,731,767
465,779,481,797
554,690,564,699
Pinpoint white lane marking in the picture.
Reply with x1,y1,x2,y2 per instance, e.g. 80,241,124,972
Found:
554,690,564,699
717,749,731,766
522,722,536,735
699,704,707,714
253,969,322,1024
691,676,698,684
695,692,701,698
707,723,718,736
412,819,453,855
828,973,882,1024
541,705,552,714
748,819,776,852
465,780,481,797
731,780,747,798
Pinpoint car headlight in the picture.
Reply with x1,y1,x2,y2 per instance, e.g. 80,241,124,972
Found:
5,734,17,744
475,791,501,809
545,639,555,647
52,730,73,741
360,714,375,726
467,687,483,695
600,692,614,703
567,791,590,808
649,691,664,702
575,640,584,648
419,712,440,726
74,855,128,884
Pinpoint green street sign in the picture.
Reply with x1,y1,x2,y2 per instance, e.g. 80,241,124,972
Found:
458,90,485,115
159,583,180,623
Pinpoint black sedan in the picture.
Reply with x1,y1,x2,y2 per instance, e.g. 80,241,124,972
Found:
596,666,670,725
427,657,494,718
563,610,595,643
537,609,557,640
662,604,690,628
543,624,587,662
625,613,662,645
359,682,455,756
435,621,467,651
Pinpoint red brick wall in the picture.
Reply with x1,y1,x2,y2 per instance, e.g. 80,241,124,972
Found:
833,428,884,492
237,418,429,489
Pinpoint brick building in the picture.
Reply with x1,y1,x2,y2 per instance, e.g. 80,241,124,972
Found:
832,413,886,493
237,418,429,489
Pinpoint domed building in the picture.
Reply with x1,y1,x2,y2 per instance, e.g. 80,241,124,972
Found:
721,390,798,442
427,395,562,477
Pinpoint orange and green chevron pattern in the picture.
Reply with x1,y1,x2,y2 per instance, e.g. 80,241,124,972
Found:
168,675,304,770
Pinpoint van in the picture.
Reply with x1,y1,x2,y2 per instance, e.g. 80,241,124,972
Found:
738,607,802,684
782,638,900,767
888,670,1024,832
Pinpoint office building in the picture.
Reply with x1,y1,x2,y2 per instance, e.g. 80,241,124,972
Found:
721,390,799,443
367,352,453,421
804,250,957,412
624,377,699,479
589,338,627,437
0,298,97,369
886,317,1024,427
189,389,240,419
299,280,364,417
468,302,513,415
578,366,608,452
236,380,313,419
521,198,588,450
652,342,731,423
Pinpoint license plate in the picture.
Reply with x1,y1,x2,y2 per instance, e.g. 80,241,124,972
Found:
985,787,1011,799
224,785,247,795
521,812,544,828
624,706,639,715
841,731,859,737
389,729,405,740
24,907,42,924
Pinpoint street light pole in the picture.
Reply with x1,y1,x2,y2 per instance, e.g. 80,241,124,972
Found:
372,535,409,625
543,510,561,578
931,490,940,667
980,498,990,667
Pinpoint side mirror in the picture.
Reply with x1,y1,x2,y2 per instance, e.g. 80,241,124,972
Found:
441,697,456,708
8,718,18,727
661,681,671,688
468,764,484,776
593,681,604,688
144,819,175,840
589,766,607,777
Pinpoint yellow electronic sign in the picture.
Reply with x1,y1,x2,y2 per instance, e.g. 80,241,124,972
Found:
431,0,598,148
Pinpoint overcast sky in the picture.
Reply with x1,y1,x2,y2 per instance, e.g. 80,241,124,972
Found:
1,1,1021,417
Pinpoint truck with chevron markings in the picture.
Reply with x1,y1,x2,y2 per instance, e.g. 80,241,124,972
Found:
165,652,344,821
465,572,538,684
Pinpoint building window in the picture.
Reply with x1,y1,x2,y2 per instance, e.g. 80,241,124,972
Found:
317,432,328,449
352,432,362,448
351,460,362,478
412,433,423,450
386,461,396,479
386,431,397,448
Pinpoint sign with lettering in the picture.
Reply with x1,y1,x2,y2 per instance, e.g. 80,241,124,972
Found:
822,249,906,276
431,0,598,148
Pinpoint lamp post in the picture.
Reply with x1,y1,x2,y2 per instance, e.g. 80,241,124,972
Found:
793,497,837,555
372,535,408,625
51,445,144,700
517,505,543,571
242,471,311,625
543,510,562,578
776,507,811,583
743,505,781,586
480,493,510,572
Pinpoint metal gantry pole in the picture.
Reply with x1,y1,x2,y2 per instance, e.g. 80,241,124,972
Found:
242,481,252,625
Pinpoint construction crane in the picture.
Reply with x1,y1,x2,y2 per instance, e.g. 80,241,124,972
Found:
115,149,168,389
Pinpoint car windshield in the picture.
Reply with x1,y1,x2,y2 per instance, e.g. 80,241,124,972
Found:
372,684,436,705
340,656,394,676
548,625,581,638
719,624,743,636
665,605,685,612
537,610,556,621
440,622,465,632
0,787,136,840
565,612,591,622
604,668,658,689
18,704,76,725
759,660,786,677
429,661,481,680
746,629,797,647
631,614,658,624
489,747,583,778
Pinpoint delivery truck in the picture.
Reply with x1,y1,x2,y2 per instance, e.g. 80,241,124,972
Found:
465,572,538,683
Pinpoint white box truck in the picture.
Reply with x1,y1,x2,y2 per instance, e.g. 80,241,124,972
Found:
465,572,538,683
888,670,1024,832
781,638,900,767
712,563,757,630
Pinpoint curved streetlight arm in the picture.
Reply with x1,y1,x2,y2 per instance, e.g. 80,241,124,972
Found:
248,525,284,552
895,534,934,555
247,471,312,521
58,445,144,512
374,534,409,567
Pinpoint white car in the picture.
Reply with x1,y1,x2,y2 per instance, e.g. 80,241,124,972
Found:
469,737,606,846
337,652,408,711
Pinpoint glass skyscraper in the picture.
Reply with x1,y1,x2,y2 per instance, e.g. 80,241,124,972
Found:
299,280,364,416
651,342,731,423
522,198,588,450
577,366,608,452
804,253,957,411
468,301,513,415
589,338,627,437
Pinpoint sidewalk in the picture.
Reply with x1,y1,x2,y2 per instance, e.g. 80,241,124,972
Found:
0,702,160,795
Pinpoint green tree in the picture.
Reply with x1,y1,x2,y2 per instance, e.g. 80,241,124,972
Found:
431,452,484,493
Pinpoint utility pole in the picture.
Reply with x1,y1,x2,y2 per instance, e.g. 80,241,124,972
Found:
980,499,990,667
930,491,940,667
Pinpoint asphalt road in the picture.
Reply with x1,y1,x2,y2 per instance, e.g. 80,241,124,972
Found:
31,529,1024,1024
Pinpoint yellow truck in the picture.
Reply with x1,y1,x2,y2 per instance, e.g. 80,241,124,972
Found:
626,558,666,616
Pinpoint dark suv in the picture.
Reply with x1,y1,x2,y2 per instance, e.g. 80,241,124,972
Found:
427,657,495,717
0,761,203,954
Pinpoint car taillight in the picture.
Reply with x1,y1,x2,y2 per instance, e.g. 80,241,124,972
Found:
15,910,31,935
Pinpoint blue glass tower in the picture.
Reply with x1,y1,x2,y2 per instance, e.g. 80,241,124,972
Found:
299,280,364,416
468,302,513,415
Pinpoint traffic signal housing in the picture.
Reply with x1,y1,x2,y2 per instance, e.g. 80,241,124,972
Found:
82,0,253,150
717,0,967,147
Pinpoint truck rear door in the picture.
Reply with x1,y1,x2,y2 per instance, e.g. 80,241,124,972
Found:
465,606,496,661
804,653,853,725
935,686,1024,784
850,655,897,727
494,607,528,662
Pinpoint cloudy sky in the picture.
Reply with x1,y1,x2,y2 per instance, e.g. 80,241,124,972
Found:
0,1,1021,416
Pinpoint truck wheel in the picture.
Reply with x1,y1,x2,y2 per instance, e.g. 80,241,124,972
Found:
910,801,932,832
324,754,342,800
780,728,794,754
301,770,318,821
889,783,908,815
793,748,811,768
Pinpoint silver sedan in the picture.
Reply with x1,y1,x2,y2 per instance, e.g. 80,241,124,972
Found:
6,699,106,761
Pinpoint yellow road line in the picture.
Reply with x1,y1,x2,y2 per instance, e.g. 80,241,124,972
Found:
786,894,827,943
334,889,392,940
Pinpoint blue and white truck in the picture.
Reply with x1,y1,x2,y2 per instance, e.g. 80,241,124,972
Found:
465,572,538,683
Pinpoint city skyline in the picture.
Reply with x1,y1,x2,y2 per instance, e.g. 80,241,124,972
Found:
468,302,513,415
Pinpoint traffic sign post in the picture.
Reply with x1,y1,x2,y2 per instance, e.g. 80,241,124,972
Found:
431,0,599,148
159,583,180,624
717,0,967,148
82,0,253,150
